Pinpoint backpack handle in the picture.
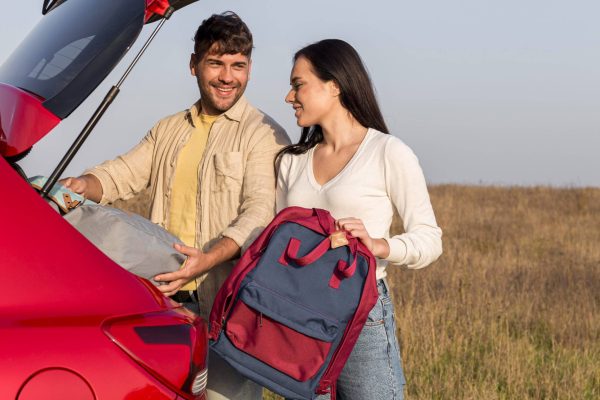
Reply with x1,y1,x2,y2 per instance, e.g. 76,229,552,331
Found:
314,208,335,233
280,237,331,266
280,236,360,289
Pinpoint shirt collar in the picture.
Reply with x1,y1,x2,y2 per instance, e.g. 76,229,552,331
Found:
187,96,247,127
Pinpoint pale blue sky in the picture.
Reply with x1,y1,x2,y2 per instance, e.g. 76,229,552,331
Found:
2,0,599,186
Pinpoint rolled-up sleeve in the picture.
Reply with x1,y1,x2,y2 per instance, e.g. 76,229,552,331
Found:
383,138,442,269
275,153,291,213
85,127,156,205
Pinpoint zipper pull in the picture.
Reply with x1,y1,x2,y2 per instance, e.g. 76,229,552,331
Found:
258,312,263,327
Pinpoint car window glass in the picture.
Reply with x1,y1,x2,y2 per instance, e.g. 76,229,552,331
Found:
0,0,145,119
28,36,94,81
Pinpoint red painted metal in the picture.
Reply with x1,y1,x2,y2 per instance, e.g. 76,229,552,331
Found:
1,1,209,396
17,369,96,400
144,0,172,22
0,83,61,157
0,157,207,399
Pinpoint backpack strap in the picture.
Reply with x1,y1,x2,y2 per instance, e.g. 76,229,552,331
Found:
279,234,360,289
328,239,358,289
314,207,335,233
317,380,337,400
279,236,331,266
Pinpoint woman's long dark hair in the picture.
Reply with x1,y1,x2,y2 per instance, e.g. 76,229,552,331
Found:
278,39,389,160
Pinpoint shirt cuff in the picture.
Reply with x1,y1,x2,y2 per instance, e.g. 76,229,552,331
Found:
221,225,260,252
383,237,408,265
84,169,113,205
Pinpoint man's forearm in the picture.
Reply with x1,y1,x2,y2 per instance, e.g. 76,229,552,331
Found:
201,236,241,273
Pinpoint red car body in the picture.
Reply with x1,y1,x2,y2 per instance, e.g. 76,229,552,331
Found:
0,1,209,399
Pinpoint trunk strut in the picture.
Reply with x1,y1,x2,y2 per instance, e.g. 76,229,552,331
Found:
40,7,174,199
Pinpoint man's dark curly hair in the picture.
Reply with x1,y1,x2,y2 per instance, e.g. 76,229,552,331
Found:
193,11,253,59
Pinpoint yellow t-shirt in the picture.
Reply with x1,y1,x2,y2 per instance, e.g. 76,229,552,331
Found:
168,113,218,291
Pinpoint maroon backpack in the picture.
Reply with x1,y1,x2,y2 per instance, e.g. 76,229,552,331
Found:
209,207,378,399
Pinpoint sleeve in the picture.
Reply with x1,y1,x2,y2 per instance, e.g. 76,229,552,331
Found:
221,120,290,250
383,137,443,269
85,125,157,205
275,153,291,213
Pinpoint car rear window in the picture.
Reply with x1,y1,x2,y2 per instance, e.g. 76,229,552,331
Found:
0,0,145,119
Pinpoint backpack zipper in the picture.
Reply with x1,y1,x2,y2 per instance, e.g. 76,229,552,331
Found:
249,280,340,323
318,307,357,392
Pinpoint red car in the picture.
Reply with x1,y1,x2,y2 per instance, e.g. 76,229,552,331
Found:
0,1,208,399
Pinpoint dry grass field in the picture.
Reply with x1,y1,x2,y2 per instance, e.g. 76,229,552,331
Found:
386,185,600,400
116,185,600,399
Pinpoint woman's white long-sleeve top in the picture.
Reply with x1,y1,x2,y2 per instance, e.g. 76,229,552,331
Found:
276,128,443,280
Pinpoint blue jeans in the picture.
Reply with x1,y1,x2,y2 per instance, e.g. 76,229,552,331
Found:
314,278,406,400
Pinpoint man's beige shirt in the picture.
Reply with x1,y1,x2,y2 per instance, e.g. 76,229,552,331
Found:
87,96,289,318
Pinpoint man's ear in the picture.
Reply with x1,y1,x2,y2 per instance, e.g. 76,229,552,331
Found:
247,58,253,81
189,53,198,75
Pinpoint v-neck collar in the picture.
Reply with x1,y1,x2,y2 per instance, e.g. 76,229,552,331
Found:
307,128,373,191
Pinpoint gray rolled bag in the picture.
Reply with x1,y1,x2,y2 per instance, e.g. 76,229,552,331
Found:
64,204,185,286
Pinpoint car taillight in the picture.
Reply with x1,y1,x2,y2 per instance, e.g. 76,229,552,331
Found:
103,309,208,399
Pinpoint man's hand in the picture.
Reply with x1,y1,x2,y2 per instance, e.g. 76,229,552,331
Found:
154,244,214,296
154,237,241,297
60,174,103,203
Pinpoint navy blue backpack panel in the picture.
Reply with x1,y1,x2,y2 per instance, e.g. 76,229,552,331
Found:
209,207,378,399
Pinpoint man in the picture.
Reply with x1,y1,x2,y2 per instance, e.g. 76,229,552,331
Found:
63,12,289,400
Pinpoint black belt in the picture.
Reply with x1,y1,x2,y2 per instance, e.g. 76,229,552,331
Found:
170,290,198,303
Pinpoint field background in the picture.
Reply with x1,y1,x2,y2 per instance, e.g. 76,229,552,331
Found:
115,185,600,399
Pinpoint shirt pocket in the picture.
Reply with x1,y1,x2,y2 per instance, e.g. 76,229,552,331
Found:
213,151,244,192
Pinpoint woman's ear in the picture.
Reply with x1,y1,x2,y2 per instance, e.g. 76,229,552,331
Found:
329,80,341,97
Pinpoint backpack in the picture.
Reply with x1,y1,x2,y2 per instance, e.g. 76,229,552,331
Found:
209,206,379,400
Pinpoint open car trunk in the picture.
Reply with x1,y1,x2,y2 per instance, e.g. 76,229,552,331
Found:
0,0,198,159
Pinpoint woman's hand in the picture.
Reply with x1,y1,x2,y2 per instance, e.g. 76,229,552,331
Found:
336,217,390,258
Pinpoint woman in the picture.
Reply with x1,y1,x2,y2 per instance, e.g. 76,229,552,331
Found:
276,39,443,399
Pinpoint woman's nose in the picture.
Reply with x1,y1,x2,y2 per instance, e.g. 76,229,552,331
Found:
285,89,295,104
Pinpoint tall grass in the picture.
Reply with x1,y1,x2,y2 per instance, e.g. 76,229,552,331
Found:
386,185,600,400
115,185,600,399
